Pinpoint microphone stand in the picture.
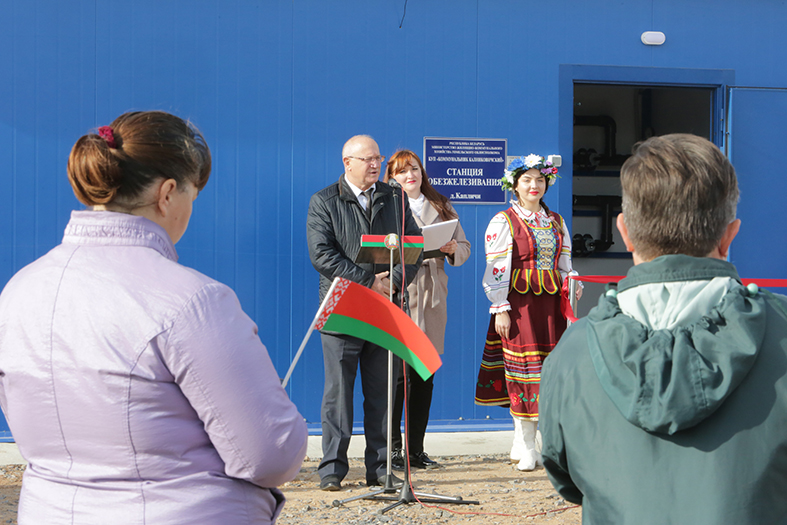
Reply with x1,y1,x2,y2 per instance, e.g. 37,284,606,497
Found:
333,180,478,514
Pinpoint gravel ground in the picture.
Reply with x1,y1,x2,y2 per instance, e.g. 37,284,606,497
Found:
0,457,581,524
0,465,23,524
278,454,580,525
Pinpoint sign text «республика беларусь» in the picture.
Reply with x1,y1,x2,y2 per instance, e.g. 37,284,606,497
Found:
424,138,507,203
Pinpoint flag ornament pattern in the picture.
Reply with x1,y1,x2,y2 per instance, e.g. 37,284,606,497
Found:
315,277,442,380
360,235,424,250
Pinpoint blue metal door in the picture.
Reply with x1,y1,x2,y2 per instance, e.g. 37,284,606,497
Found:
726,87,787,293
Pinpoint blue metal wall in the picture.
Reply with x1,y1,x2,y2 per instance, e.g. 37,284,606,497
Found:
2,0,787,435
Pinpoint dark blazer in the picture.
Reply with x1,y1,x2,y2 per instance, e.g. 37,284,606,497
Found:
307,174,423,304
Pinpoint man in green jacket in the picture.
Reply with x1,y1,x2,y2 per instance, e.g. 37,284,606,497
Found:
541,134,787,524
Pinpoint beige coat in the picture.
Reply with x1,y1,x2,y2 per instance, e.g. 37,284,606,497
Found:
407,200,471,355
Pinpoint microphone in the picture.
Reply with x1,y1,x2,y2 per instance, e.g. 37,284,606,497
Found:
388,179,403,230
385,181,411,387
388,179,404,232
387,178,406,306
388,179,404,229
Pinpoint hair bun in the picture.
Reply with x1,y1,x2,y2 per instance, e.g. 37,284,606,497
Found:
67,111,211,208
67,133,124,206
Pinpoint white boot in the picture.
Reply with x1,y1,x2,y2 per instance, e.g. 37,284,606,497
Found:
510,416,525,463
516,419,539,472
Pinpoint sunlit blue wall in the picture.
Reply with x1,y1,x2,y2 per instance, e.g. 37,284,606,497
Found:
2,0,787,436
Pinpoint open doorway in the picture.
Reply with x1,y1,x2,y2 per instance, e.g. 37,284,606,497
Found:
571,83,714,317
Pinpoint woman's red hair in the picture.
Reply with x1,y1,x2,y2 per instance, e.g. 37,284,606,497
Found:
384,150,457,222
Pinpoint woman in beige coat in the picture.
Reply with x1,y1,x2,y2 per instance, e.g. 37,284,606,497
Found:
384,149,471,470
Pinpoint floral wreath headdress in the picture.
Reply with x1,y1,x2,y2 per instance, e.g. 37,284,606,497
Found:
500,154,559,192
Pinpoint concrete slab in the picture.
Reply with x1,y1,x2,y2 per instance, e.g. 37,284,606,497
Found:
0,431,518,465
306,430,514,460
0,443,25,466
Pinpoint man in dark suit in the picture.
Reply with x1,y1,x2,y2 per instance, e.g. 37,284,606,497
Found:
306,135,422,491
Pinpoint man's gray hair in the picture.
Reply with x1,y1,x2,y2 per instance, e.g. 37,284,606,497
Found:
342,135,377,158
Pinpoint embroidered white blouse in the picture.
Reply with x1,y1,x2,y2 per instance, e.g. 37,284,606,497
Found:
482,202,576,314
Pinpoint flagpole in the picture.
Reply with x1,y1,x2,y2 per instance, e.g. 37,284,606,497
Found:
281,277,341,389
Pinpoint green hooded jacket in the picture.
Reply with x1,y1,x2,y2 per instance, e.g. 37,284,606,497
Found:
541,255,787,524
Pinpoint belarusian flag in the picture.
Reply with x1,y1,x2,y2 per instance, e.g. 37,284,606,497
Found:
315,277,442,380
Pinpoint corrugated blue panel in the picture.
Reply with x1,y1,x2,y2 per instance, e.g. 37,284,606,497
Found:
727,87,787,295
178,6,221,280
653,0,787,80
0,3,13,291
252,3,298,381
11,2,38,273
3,0,787,439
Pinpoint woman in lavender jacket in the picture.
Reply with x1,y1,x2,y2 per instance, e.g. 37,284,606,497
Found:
0,111,307,524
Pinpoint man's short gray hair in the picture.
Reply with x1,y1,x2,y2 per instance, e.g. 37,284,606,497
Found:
342,135,376,158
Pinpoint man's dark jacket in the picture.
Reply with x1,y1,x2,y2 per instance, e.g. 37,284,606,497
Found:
307,175,423,304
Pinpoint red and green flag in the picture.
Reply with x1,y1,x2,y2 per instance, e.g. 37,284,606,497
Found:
315,277,442,380
359,235,424,250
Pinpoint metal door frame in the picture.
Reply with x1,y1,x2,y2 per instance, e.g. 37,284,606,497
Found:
557,65,735,219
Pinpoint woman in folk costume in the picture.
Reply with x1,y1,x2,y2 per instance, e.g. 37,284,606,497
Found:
383,150,471,470
475,154,581,471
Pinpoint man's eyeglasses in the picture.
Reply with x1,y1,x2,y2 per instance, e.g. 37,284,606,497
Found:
345,155,386,164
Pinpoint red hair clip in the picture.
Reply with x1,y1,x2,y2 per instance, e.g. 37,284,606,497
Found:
97,126,117,149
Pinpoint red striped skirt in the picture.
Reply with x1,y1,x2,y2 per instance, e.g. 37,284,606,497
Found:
475,289,566,419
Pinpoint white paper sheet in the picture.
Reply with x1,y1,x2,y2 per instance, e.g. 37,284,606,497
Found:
421,219,458,254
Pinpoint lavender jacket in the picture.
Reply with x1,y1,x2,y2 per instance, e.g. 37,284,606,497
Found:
0,211,307,524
